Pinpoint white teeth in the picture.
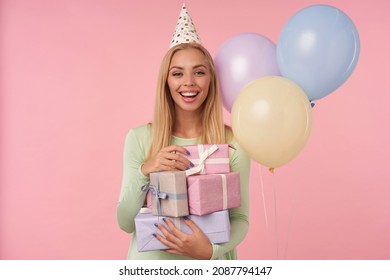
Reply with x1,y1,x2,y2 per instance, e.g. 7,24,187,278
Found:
181,92,198,97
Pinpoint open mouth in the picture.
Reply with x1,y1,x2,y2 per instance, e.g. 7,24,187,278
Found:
180,92,199,98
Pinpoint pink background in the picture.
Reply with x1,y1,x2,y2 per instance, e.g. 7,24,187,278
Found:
1,0,389,260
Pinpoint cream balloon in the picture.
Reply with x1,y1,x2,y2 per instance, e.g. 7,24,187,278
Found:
231,76,312,169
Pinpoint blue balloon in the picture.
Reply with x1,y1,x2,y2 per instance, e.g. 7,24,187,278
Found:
277,5,360,101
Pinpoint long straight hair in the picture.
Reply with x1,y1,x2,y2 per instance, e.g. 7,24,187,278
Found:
146,43,231,160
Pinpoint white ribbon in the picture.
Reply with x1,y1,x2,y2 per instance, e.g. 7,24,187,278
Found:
185,144,220,176
190,158,230,165
218,174,228,210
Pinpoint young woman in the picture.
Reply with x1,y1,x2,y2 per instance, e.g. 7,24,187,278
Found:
117,42,250,260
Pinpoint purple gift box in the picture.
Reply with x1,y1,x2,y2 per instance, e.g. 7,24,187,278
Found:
182,144,231,176
187,172,241,216
135,208,230,252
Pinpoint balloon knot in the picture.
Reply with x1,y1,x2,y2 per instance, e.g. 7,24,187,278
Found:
268,167,274,173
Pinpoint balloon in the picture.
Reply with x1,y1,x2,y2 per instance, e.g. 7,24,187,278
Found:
215,32,280,112
231,76,312,169
277,5,360,101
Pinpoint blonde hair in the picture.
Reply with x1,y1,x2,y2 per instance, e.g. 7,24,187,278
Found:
146,43,231,160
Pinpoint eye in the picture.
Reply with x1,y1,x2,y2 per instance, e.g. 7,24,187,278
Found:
172,72,183,77
195,71,205,76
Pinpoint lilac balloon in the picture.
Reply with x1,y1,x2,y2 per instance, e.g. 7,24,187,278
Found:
215,32,280,112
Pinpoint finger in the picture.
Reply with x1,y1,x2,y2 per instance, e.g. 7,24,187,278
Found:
157,159,182,172
165,153,194,169
153,163,177,172
162,145,190,155
160,156,185,171
153,232,177,249
182,217,201,234
160,157,179,168
155,222,182,244
163,218,188,239
158,219,189,253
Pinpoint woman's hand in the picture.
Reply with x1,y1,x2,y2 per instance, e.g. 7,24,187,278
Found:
141,145,193,177
154,217,213,260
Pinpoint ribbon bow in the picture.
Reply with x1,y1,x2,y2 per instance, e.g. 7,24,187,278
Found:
141,187,165,217
141,173,187,216
141,172,166,216
141,184,168,200
185,144,219,176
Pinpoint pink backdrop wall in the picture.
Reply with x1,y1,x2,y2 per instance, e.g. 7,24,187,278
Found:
1,0,389,259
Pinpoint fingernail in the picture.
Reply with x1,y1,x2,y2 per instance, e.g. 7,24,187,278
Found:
186,150,190,155
183,216,189,220
186,167,189,170
154,223,158,227
152,233,157,237
162,218,166,223
190,162,194,167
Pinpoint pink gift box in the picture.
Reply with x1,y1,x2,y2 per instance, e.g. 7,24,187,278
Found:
182,144,231,176
187,172,241,216
143,171,189,217
135,208,230,252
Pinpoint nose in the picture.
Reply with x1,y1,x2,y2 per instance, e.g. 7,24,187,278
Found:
183,74,195,86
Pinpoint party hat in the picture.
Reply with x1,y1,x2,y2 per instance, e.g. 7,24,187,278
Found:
169,4,202,48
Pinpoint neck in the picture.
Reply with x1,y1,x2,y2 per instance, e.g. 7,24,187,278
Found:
173,109,202,138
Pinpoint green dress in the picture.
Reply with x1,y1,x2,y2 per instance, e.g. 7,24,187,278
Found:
117,124,250,260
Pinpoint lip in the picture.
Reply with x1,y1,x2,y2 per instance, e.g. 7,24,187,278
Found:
179,91,199,103
179,91,199,96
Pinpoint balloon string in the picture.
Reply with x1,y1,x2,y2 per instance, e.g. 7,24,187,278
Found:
259,164,268,230
283,165,298,259
283,189,295,259
272,172,279,259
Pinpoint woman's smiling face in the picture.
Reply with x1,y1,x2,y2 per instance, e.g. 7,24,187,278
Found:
167,48,211,114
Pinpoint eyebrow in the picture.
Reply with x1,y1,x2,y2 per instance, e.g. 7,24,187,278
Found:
169,64,208,71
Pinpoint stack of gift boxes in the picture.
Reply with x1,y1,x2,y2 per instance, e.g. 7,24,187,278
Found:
134,144,241,252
